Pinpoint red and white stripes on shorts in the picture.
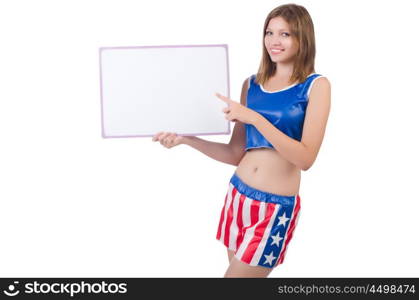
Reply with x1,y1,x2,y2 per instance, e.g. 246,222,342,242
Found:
216,172,301,268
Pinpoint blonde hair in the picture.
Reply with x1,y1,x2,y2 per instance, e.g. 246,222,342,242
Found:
255,3,316,86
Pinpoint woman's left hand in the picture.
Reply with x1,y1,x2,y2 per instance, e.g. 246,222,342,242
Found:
215,93,259,125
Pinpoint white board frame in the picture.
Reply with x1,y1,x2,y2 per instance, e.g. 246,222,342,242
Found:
99,44,231,138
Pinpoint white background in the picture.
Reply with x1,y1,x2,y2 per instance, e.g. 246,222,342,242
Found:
0,0,418,277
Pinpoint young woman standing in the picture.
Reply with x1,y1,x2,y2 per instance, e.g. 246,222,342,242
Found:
152,3,331,278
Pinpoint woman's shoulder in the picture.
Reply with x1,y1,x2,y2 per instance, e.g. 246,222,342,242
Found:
306,73,330,89
244,74,257,90
311,73,330,86
306,74,331,99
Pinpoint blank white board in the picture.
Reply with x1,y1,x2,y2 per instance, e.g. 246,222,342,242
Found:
99,44,231,138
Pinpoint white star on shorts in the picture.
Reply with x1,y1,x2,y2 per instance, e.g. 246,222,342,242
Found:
270,231,283,247
263,251,277,266
277,212,290,227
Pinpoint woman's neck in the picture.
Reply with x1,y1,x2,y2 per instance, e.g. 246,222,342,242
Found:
273,62,294,80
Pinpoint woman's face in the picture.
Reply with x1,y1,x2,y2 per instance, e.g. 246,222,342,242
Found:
264,16,299,64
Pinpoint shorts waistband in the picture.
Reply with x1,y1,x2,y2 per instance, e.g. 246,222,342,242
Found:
230,172,296,206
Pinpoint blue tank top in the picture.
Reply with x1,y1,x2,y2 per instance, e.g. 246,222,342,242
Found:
245,73,324,151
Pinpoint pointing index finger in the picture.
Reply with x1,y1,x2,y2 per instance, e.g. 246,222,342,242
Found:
215,92,227,101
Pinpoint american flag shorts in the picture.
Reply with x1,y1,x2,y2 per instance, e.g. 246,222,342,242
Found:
216,172,301,268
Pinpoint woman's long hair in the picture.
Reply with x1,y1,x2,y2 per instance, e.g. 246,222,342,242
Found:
256,3,316,86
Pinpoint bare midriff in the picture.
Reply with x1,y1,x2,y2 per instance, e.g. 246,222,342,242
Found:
234,147,300,196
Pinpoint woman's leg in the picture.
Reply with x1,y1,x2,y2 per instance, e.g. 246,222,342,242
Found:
224,256,274,278
227,249,234,263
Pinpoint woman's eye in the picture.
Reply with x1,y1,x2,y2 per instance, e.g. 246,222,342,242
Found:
265,31,290,37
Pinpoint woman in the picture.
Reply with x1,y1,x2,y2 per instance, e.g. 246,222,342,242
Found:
152,3,331,278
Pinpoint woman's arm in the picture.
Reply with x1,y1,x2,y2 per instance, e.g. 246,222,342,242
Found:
182,77,249,166
182,136,237,166
252,77,331,171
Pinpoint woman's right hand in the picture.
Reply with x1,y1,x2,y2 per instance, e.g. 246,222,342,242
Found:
151,131,187,149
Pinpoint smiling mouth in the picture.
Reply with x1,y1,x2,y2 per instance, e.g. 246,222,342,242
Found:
270,49,284,54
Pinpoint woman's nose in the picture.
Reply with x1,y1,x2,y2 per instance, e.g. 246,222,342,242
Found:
270,43,283,49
